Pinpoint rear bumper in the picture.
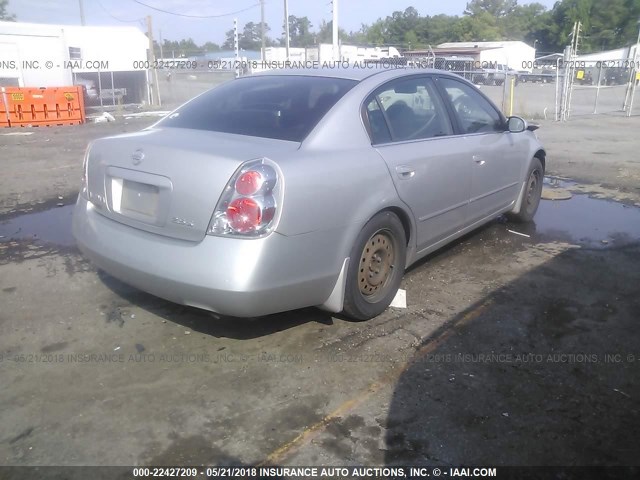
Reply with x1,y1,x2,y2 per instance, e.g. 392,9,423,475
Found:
72,196,342,317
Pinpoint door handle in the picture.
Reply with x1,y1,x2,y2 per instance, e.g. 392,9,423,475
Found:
473,155,486,166
395,165,415,178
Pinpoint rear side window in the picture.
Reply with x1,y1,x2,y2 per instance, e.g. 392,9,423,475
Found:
365,76,453,144
158,75,357,142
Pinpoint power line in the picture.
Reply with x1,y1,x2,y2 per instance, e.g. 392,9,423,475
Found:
130,0,261,19
96,0,143,23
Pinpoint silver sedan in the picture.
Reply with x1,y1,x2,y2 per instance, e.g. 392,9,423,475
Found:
72,68,545,320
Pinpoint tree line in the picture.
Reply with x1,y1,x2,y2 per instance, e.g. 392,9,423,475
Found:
161,0,640,56
3,0,639,56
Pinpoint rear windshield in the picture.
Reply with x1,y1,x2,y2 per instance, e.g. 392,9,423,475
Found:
158,75,357,142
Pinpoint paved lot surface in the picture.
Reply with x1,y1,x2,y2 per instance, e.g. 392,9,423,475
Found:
1,112,640,470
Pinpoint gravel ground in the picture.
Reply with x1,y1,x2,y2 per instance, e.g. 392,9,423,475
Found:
1,112,639,472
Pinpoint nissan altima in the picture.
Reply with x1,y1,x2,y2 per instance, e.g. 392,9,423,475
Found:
72,68,545,320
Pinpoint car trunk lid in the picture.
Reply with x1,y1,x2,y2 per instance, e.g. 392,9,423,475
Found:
85,127,299,241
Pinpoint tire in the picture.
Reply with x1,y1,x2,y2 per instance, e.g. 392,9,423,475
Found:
507,158,544,223
342,211,407,320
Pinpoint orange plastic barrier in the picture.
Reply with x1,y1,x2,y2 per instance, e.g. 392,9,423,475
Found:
1,86,86,127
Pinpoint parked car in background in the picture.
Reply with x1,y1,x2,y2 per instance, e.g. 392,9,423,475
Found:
435,56,475,81
73,68,546,320
519,69,557,83
575,69,594,85
473,63,508,86
603,67,629,86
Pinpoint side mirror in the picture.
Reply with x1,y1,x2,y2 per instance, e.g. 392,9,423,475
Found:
507,116,526,133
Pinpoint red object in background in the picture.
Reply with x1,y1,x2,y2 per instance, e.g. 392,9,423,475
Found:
1,86,86,128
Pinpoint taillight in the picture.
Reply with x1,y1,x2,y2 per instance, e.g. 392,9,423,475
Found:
207,158,281,237
235,170,263,196
227,197,261,233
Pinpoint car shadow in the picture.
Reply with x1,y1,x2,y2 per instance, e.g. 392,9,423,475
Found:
97,271,335,340
382,242,640,467
404,219,502,275
94,218,510,340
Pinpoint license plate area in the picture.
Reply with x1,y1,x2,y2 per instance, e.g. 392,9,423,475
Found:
106,168,172,227
120,180,159,217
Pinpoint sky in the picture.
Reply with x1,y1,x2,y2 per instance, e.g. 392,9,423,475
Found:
7,0,558,46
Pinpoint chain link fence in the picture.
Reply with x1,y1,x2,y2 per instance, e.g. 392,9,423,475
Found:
156,70,234,109
85,52,640,121
415,52,640,121
558,60,640,119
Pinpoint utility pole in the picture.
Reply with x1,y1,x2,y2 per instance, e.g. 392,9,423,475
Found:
146,15,156,106
234,18,240,77
260,0,266,61
332,0,339,61
284,0,290,60
623,19,640,115
564,21,581,120
159,29,164,60
78,0,86,25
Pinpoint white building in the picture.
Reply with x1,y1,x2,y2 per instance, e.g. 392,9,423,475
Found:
264,47,307,62
436,41,536,71
263,44,401,64
576,46,639,62
0,21,149,103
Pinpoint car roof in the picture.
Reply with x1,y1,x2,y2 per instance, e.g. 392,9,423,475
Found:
251,67,448,82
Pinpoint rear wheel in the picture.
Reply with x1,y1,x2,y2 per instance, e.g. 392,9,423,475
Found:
507,158,544,223
342,212,406,320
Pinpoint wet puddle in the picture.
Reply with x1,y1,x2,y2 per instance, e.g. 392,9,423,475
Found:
509,177,640,248
533,194,640,247
0,179,639,253
0,204,75,246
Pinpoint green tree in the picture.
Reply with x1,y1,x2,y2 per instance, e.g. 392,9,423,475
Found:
455,11,502,41
202,42,221,52
464,0,518,17
588,0,638,51
619,0,640,45
503,3,550,42
346,24,370,45
418,15,462,46
386,7,421,45
548,0,594,51
315,20,349,44
404,30,420,49
365,19,389,45
224,22,273,50
286,15,314,47
1,0,16,21
536,0,640,53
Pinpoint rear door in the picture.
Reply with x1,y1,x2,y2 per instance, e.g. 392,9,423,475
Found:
365,75,472,252
435,76,524,223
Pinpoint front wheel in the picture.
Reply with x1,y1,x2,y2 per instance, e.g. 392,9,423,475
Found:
342,212,407,320
507,158,544,223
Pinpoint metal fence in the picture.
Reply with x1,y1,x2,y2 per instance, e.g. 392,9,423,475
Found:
84,54,640,121
419,54,640,121
558,60,640,119
155,70,233,109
